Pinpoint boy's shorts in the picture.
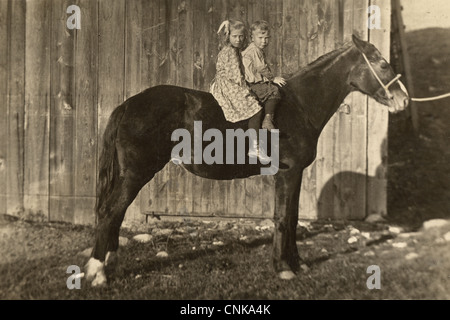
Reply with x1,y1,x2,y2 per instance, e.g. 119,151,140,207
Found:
248,82,281,103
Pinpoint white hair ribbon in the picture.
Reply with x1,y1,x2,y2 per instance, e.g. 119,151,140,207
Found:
217,20,230,35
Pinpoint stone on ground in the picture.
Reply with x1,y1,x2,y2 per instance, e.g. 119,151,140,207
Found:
365,214,386,223
119,236,129,246
156,251,169,258
132,234,153,243
405,252,419,260
79,247,92,257
422,219,449,230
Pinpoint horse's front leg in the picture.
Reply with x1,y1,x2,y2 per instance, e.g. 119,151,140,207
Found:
273,169,303,280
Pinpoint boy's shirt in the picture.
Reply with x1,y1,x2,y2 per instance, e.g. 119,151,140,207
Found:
242,42,274,84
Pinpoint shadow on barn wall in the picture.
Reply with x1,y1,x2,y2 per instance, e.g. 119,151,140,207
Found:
316,171,387,221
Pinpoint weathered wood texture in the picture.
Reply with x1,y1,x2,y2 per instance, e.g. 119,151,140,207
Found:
367,0,391,217
0,0,390,224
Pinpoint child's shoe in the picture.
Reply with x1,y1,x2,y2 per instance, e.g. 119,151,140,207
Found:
248,139,271,163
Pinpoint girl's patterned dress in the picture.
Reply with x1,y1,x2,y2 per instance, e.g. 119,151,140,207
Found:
210,45,262,123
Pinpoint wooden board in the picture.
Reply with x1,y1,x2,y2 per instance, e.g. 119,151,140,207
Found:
6,0,25,216
0,0,8,213
302,0,340,220
23,0,52,218
367,0,391,217
346,0,369,220
123,0,144,224
318,0,369,220
281,0,301,75
49,0,76,223
97,0,125,141
73,0,99,225
95,0,126,223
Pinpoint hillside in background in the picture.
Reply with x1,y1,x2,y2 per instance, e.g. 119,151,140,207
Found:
388,28,450,229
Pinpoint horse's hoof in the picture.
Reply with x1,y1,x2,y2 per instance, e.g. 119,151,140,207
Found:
91,272,107,287
278,270,296,280
85,257,107,286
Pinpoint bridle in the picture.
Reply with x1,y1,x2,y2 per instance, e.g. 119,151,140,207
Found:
361,52,402,99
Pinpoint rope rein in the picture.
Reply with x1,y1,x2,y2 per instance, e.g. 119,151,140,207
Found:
411,93,450,102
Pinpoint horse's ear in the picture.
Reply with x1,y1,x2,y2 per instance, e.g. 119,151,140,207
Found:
352,34,367,52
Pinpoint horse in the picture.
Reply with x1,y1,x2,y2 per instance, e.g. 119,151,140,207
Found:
85,35,409,287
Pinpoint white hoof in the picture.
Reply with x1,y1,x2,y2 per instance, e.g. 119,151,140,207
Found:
279,270,296,280
91,270,107,287
85,257,107,286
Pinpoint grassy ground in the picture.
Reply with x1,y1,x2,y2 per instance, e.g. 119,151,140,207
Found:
1,216,449,299
0,28,449,300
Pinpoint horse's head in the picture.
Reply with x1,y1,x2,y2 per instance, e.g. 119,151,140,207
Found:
348,34,409,113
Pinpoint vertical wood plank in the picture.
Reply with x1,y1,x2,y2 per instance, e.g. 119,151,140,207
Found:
24,0,51,218
124,0,144,224
98,0,125,143
6,0,25,216
367,0,390,217
301,0,325,220
246,0,265,218
301,0,317,210
158,0,170,85
227,0,244,21
74,0,99,225
282,0,301,76
203,0,215,88
191,0,209,216
49,0,76,223
0,0,8,213
175,0,194,215
305,0,319,61
301,0,322,219
206,0,227,217
96,0,125,221
192,0,207,91
320,0,368,220
145,1,170,215
259,0,281,219
141,0,159,88
265,0,283,76
124,0,142,98
347,0,369,220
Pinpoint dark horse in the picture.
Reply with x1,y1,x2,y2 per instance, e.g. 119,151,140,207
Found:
85,35,409,286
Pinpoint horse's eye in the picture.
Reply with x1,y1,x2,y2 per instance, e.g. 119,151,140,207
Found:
380,61,389,69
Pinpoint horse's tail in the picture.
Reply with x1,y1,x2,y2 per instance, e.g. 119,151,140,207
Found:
95,104,126,217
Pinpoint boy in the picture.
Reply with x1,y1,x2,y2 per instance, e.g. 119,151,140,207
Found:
242,20,286,130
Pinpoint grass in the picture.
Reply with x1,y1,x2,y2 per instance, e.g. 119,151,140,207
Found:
1,217,449,299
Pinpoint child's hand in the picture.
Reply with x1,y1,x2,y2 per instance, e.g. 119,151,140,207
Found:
273,77,287,87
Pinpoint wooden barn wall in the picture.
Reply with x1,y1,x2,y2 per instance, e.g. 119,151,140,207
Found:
0,0,391,225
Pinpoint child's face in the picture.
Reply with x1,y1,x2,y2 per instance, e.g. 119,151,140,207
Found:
229,29,245,48
251,29,270,50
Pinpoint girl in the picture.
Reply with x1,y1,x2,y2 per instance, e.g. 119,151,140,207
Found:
210,20,270,162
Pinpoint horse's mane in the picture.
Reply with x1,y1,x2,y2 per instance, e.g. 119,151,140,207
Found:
280,41,355,130
287,41,353,80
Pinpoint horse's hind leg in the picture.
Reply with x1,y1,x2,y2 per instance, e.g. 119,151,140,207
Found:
85,173,147,287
